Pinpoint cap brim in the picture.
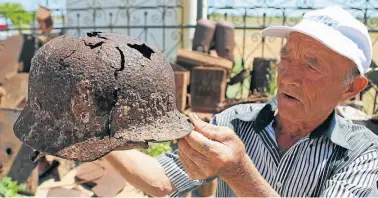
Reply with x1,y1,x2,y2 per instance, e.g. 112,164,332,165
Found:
261,26,296,38
261,21,364,75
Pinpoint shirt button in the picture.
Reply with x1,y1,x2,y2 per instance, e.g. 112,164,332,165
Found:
277,182,283,188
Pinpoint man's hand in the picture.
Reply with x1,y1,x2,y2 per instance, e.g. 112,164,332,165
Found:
179,113,280,197
178,113,246,180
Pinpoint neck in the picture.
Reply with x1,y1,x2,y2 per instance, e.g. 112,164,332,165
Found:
273,111,332,151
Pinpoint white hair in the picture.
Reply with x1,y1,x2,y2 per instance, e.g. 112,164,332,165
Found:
341,67,360,85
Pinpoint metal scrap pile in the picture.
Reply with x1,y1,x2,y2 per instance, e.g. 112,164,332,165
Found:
170,19,269,122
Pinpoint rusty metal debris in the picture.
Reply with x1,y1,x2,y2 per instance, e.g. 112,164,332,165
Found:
214,21,235,61
191,66,227,113
37,5,53,33
0,108,39,194
0,35,24,84
13,32,193,162
192,19,216,53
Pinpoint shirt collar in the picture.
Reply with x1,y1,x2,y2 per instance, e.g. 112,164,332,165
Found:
253,97,351,150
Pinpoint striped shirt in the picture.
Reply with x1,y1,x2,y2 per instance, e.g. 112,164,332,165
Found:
156,98,378,197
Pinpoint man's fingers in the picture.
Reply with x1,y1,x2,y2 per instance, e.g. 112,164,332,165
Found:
178,139,208,179
178,147,199,178
184,131,216,154
188,113,221,141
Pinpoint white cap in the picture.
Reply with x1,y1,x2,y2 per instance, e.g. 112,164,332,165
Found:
262,6,372,75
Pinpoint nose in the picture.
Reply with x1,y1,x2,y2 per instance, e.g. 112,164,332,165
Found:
278,62,302,87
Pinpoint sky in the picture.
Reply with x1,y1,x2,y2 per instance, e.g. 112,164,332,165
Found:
0,0,66,10
0,0,369,11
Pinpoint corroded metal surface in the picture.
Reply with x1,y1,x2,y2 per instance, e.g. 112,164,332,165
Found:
13,33,193,162
0,108,38,194
0,108,23,178
214,21,235,61
191,66,227,113
192,19,216,53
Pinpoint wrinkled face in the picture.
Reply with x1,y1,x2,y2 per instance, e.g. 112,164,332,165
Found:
277,32,355,123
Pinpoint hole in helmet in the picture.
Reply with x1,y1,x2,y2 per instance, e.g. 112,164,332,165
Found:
87,31,102,37
84,41,105,49
127,43,155,60
6,148,12,156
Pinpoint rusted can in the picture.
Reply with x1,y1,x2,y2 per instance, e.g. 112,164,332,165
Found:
192,19,216,53
214,21,235,61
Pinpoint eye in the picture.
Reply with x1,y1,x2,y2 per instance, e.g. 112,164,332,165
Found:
281,56,290,61
307,64,321,73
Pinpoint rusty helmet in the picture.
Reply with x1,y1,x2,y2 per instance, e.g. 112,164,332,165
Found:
13,32,193,162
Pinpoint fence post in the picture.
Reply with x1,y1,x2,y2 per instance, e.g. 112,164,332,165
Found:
109,12,113,33
242,8,247,68
127,8,130,36
262,13,266,57
281,8,286,46
61,9,65,34
162,6,166,52
18,16,21,33
144,11,148,42
93,8,97,31
76,13,81,36
197,0,207,20
197,0,203,20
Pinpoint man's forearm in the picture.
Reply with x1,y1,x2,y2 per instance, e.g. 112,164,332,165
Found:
220,154,280,197
104,150,174,197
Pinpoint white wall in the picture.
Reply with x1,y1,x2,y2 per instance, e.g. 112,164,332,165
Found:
65,0,188,60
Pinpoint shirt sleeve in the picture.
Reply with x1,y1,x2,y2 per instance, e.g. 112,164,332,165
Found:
155,118,218,197
320,150,378,197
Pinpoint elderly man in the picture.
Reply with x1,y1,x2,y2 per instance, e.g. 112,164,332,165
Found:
105,6,378,197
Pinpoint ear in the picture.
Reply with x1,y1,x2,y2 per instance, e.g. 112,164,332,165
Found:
340,76,368,101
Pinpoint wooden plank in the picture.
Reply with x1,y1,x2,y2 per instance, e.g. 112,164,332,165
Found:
91,159,126,197
46,188,90,197
75,161,105,187
176,49,232,73
37,168,93,197
171,63,190,112
115,182,147,197
0,73,29,108
75,159,126,197
190,66,227,113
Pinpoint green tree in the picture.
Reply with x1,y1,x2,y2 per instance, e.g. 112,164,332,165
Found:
0,177,26,197
0,3,33,27
141,142,172,157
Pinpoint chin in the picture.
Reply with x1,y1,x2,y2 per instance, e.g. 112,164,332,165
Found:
277,99,304,120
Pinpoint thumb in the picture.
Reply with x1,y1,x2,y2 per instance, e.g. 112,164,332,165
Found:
188,113,221,141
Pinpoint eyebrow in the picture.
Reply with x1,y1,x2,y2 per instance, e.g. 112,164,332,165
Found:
305,57,320,67
280,47,289,56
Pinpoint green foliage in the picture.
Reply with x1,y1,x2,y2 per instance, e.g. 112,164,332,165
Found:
264,61,278,96
0,3,33,27
141,142,172,157
0,177,26,197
